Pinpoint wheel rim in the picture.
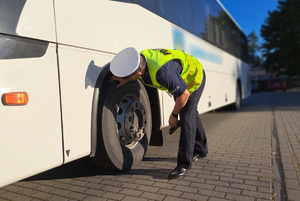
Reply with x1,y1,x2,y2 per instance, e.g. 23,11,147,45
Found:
116,95,147,149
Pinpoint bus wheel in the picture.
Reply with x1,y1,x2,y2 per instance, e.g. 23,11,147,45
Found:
92,80,152,171
231,83,241,110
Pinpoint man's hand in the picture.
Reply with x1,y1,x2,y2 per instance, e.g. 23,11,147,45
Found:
109,75,128,88
169,114,178,127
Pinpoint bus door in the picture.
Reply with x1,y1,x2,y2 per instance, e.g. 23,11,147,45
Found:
0,0,63,187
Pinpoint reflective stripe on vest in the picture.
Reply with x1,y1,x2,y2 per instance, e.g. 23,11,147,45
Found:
140,49,204,94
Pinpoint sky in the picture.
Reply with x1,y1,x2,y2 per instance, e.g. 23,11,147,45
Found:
219,0,279,47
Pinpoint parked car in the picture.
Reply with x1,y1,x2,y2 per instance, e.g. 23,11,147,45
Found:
267,79,287,92
251,80,260,92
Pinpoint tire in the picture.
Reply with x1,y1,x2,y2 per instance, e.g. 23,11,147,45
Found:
231,83,241,110
92,79,152,171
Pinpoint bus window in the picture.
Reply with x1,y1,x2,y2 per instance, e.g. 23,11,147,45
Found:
157,0,193,33
192,0,209,38
192,0,215,44
132,0,156,11
240,33,249,62
210,1,226,49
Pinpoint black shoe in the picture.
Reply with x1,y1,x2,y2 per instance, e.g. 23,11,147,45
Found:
168,167,188,179
193,153,208,161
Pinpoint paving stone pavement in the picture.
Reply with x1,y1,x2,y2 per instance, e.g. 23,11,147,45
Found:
0,91,300,201
270,91,300,201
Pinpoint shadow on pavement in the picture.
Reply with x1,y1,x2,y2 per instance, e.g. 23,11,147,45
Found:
25,157,173,182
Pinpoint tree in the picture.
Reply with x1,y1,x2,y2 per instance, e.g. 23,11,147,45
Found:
260,0,300,76
247,31,261,67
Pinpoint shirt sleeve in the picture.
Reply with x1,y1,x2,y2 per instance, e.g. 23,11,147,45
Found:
156,60,187,98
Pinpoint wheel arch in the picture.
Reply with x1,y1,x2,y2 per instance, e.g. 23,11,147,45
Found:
237,77,242,98
90,63,111,157
232,77,242,110
143,85,163,146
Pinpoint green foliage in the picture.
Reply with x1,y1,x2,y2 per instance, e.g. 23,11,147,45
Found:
248,31,261,67
260,0,300,76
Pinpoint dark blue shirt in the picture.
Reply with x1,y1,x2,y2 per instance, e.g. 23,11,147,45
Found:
156,60,187,98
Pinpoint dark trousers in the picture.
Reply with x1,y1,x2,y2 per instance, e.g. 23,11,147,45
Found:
177,71,207,169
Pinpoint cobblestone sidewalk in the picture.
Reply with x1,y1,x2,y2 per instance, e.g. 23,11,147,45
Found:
0,91,300,201
271,92,300,201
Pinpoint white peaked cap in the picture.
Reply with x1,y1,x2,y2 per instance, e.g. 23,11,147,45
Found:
110,47,140,77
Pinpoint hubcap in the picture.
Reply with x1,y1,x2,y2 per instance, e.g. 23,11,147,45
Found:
116,95,146,148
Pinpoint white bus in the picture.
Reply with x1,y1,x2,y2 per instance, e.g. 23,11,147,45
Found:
0,0,250,187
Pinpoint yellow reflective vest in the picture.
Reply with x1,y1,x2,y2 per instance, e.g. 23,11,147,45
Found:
140,49,204,94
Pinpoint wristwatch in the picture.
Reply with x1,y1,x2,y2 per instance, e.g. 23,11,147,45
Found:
171,112,178,118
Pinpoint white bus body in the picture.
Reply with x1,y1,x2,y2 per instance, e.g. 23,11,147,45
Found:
0,0,250,187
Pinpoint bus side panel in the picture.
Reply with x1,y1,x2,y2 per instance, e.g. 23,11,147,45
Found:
0,0,56,42
0,43,63,187
171,26,250,114
17,0,56,42
240,61,251,99
54,0,172,53
53,0,172,162
56,45,113,163
0,0,63,187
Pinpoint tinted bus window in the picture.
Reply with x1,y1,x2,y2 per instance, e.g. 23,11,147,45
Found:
133,0,249,63
192,0,215,44
132,0,156,11
157,0,193,32
240,33,249,62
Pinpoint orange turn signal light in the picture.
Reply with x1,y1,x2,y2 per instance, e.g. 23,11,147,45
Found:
2,92,28,105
